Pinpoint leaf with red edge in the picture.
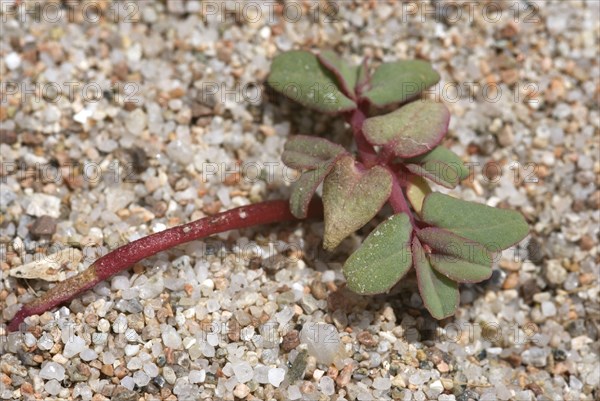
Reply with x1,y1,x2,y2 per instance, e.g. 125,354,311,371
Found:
363,100,450,158
413,238,459,319
362,60,440,108
267,50,356,113
405,146,469,188
343,213,413,295
289,163,333,219
282,135,346,170
421,193,529,252
354,59,369,94
317,50,358,99
322,156,393,250
282,136,346,219
417,227,493,283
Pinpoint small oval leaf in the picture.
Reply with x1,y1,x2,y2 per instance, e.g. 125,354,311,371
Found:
282,135,346,170
290,164,333,219
413,238,459,319
417,227,492,283
406,175,432,216
363,100,450,158
267,51,356,113
317,50,358,99
422,193,529,251
362,60,440,107
344,213,413,295
322,156,393,250
405,146,469,188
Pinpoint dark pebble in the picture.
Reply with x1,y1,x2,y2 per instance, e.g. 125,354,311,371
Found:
0,130,17,145
567,319,587,337
520,279,540,304
143,382,160,395
29,215,57,238
552,349,567,362
156,355,167,367
112,388,139,401
282,330,300,352
152,375,166,389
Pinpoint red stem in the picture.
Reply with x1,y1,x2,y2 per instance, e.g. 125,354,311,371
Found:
388,172,417,228
348,106,378,167
7,199,323,332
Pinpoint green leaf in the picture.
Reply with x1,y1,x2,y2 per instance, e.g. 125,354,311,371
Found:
282,136,346,219
317,50,357,99
416,227,492,283
267,51,356,113
405,146,469,188
282,135,346,170
412,238,459,319
322,156,393,250
405,175,431,216
289,163,333,219
362,60,440,107
344,213,413,295
421,193,529,251
354,59,369,93
362,100,450,158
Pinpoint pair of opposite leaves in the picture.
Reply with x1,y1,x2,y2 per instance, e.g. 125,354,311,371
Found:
267,49,440,112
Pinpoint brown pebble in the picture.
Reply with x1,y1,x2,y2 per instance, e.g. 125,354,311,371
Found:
191,103,213,118
503,353,522,367
499,21,519,39
20,381,34,394
29,215,57,238
436,361,450,373
499,259,521,272
282,330,300,352
169,87,185,99
495,124,514,147
300,381,315,394
335,364,353,388
123,101,137,112
101,364,114,377
203,201,222,215
259,125,276,137
587,190,600,210
21,131,44,146
310,280,328,300
572,200,586,213
483,161,502,181
228,320,241,342
0,130,17,145
500,69,519,85
224,172,241,186
502,272,520,290
357,330,378,347
520,279,539,304
527,382,544,396
113,365,128,379
0,373,11,387
327,366,339,380
580,273,596,286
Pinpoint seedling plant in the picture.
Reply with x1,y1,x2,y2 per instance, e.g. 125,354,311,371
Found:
7,50,528,332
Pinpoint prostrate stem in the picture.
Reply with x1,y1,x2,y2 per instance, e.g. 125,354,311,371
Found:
7,199,323,332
